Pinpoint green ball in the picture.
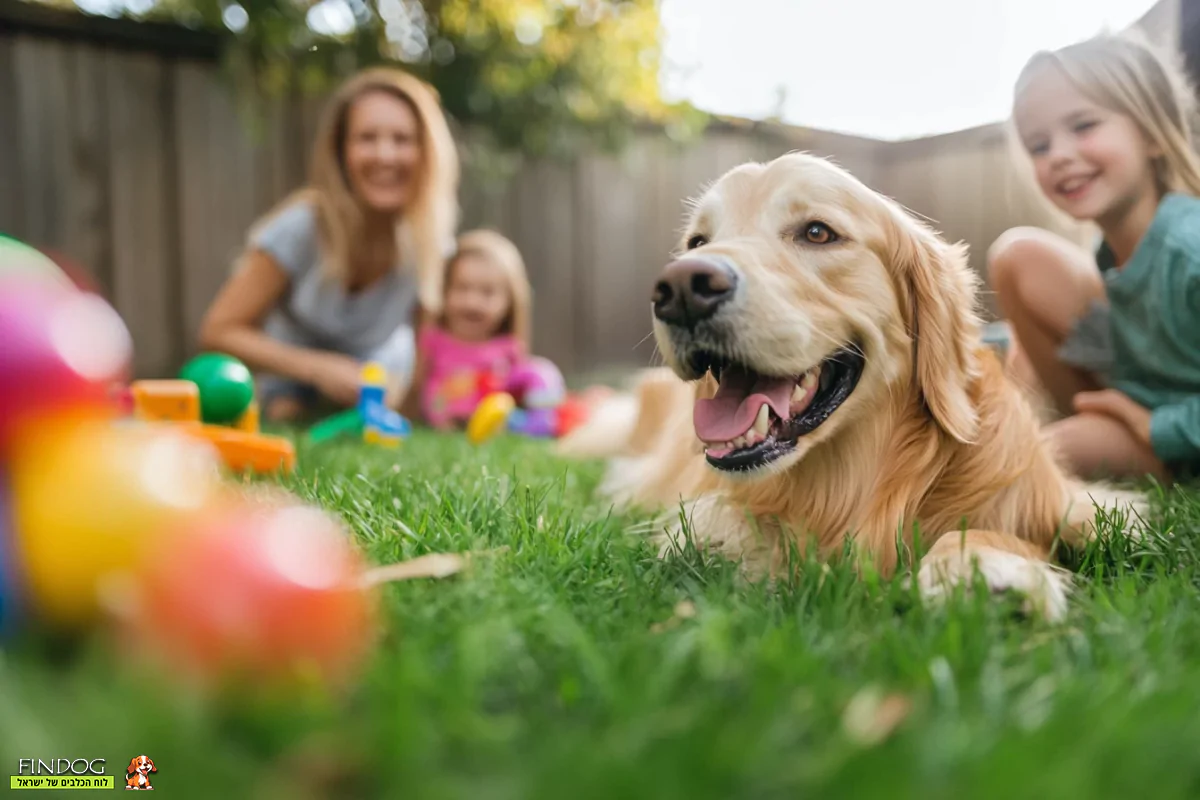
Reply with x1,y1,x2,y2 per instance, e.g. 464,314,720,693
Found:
179,352,255,424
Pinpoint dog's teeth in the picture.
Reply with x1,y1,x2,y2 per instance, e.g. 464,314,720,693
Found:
735,435,747,449
802,368,819,390
754,404,769,436
792,385,805,403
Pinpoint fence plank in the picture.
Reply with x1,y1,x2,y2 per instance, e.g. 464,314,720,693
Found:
0,35,23,236
106,49,176,377
63,42,113,293
174,59,217,354
12,36,72,248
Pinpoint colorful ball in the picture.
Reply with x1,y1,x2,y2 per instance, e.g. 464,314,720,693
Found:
0,234,70,286
179,352,255,424
10,416,226,629
0,277,133,456
127,502,378,686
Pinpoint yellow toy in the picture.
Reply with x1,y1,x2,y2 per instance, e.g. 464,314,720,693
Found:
10,414,226,629
466,393,517,444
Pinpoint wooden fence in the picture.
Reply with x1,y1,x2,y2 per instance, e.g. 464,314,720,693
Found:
1,0,1174,379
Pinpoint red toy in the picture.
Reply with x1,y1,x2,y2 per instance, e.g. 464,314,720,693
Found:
125,502,379,687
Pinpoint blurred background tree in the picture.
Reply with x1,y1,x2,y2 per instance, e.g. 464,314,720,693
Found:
27,0,709,163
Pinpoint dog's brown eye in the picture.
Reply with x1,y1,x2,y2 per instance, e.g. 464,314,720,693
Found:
686,234,709,250
800,222,838,244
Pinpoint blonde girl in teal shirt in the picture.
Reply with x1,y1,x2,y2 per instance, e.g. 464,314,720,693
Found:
989,32,1200,483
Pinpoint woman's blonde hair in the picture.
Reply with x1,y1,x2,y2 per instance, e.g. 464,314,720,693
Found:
1015,30,1200,198
255,67,459,313
444,229,533,352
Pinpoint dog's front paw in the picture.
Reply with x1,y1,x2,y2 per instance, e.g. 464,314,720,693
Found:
916,545,1072,622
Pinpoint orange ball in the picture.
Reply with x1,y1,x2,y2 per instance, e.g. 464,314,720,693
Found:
10,415,226,629
128,503,378,687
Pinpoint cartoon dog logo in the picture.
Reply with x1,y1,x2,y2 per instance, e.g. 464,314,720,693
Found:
124,755,156,790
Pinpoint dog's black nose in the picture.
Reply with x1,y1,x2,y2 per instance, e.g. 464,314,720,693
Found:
652,257,738,327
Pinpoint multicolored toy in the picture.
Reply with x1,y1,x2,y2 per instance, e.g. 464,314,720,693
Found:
466,356,592,444
307,362,412,447
128,357,295,475
0,275,133,455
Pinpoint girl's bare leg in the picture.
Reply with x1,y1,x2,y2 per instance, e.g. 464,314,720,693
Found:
988,227,1107,418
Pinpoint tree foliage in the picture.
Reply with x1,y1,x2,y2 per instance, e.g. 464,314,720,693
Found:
135,0,708,159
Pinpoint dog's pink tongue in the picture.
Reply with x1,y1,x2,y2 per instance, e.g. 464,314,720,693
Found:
693,364,793,443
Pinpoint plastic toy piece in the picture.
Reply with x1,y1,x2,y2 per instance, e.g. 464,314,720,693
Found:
235,400,260,434
182,424,296,474
360,363,411,447
179,352,255,424
306,363,411,447
307,409,364,444
131,380,201,423
505,357,566,409
467,392,517,444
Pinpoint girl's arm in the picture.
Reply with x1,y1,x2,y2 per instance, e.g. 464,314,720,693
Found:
198,250,361,406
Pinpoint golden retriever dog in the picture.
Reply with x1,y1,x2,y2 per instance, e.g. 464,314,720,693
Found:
559,152,1144,620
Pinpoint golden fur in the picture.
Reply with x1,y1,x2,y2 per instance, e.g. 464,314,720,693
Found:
559,152,1144,619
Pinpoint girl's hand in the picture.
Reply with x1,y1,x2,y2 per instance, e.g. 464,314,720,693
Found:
309,354,363,407
1073,389,1152,444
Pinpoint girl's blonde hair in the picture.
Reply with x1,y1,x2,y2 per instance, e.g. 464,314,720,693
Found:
255,67,459,313
444,229,533,352
1015,30,1200,198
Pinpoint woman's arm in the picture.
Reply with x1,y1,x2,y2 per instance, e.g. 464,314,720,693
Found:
198,250,361,406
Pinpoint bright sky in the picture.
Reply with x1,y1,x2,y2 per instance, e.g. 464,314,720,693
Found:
658,0,1162,140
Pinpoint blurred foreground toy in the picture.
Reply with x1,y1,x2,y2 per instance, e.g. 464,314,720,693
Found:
307,362,412,447
9,415,226,629
124,502,379,687
129,371,294,475
0,275,133,455
467,356,592,444
0,267,390,695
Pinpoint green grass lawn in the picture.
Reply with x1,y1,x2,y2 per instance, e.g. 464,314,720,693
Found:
2,430,1200,799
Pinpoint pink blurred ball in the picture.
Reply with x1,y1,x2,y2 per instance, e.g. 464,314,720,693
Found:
0,276,132,455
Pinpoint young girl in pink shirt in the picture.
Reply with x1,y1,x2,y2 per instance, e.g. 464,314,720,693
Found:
417,229,533,429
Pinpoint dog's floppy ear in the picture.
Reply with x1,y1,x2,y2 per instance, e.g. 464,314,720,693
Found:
887,205,982,444
126,758,139,775
147,759,156,773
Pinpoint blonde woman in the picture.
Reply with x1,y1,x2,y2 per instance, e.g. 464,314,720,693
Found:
414,229,534,429
988,32,1200,481
199,67,459,422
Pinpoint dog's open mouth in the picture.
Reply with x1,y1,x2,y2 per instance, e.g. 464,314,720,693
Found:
691,343,866,472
